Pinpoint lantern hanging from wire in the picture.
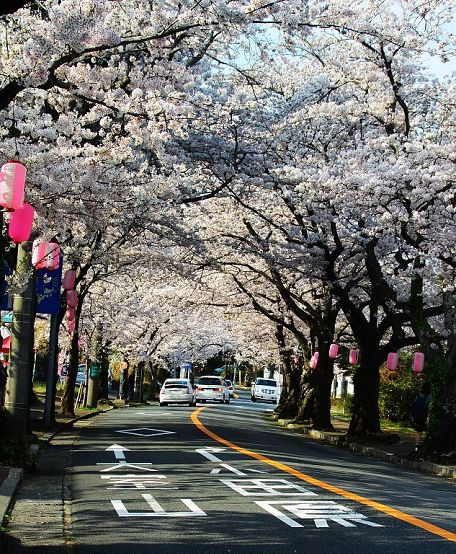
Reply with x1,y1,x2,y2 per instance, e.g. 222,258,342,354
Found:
32,240,60,271
66,289,77,309
412,352,425,373
329,343,339,359
66,318,75,334
62,269,76,291
8,203,34,243
387,352,399,371
349,349,359,365
309,351,319,369
0,161,26,210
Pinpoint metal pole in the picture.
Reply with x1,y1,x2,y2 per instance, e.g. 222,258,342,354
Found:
43,313,59,426
4,241,36,437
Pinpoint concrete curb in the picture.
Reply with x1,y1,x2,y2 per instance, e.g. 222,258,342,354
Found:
274,419,456,480
0,467,23,527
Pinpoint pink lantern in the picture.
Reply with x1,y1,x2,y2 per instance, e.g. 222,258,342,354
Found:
46,242,60,271
66,318,76,334
329,343,339,359
309,351,319,369
62,269,76,291
66,307,75,321
0,161,26,210
66,289,77,308
412,352,425,373
387,352,399,371
349,349,359,365
32,240,60,270
32,240,47,269
8,203,34,243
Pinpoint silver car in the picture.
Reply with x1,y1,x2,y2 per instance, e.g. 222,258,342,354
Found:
196,376,230,404
160,379,196,407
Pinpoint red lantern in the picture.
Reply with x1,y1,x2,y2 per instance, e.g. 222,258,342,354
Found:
349,349,359,365
412,352,425,373
66,289,77,308
8,203,34,243
387,352,399,371
62,269,76,290
0,161,26,210
329,343,339,359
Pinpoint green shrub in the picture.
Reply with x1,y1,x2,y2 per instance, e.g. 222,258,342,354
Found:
379,353,421,425
331,394,354,415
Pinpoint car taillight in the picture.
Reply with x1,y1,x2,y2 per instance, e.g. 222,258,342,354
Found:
214,387,221,392
197,387,203,391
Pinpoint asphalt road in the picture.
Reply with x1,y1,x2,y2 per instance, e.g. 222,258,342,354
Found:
68,390,456,553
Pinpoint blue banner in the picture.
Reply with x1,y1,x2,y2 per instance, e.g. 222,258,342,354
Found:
1,256,63,315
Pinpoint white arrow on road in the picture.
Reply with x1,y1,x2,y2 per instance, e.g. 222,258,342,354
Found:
105,444,131,460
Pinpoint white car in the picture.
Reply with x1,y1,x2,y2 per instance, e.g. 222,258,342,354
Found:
225,379,234,398
196,376,230,404
160,379,196,407
251,378,278,402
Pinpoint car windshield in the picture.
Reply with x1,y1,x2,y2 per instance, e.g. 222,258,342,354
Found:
256,379,277,386
198,377,222,386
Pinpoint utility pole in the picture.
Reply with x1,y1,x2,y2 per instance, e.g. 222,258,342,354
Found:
4,240,36,437
43,313,59,426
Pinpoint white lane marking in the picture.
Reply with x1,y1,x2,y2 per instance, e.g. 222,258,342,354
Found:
105,444,130,460
210,464,247,476
255,501,384,529
97,462,157,472
115,427,176,437
220,479,317,496
111,494,207,517
135,412,172,416
195,447,226,462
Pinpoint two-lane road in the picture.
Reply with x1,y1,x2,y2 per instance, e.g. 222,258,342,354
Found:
68,391,456,553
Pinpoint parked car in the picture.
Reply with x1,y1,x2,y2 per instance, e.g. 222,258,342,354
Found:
225,379,234,398
160,378,196,407
251,378,278,402
196,376,230,404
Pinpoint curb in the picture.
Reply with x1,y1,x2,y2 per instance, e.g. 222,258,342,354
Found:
0,467,23,527
274,419,456,480
0,405,113,529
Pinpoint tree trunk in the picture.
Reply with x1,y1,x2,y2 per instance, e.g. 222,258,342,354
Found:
275,324,302,418
312,352,334,430
59,327,79,416
422,292,456,458
348,346,381,436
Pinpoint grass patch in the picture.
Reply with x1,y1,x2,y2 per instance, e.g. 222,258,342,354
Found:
32,381,64,396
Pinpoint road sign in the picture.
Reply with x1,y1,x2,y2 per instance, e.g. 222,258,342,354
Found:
89,365,100,379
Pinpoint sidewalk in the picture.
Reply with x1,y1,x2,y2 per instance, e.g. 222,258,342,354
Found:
273,414,456,480
0,393,114,531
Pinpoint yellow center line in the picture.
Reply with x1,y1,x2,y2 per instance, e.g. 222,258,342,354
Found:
191,406,456,543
